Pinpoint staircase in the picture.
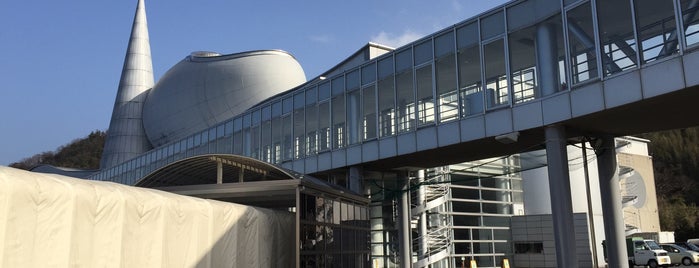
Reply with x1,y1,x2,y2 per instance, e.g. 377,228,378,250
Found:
411,168,451,268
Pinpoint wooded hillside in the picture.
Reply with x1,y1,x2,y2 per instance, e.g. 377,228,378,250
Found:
9,130,105,170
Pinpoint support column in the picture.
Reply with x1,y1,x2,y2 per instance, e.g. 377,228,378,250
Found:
537,23,560,97
397,172,413,268
216,161,223,184
545,125,578,268
349,166,364,194
595,135,627,268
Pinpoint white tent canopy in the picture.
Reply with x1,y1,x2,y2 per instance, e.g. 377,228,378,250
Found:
0,166,293,267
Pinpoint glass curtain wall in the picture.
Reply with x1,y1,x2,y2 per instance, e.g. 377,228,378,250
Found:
299,191,370,268
96,0,699,186
447,157,523,268
368,173,400,268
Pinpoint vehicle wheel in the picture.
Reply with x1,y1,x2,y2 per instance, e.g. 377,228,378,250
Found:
682,257,692,266
648,259,659,268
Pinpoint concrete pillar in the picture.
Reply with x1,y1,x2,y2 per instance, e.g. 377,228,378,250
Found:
537,23,560,97
216,161,223,184
545,125,578,268
397,172,413,267
595,135,627,268
349,166,363,194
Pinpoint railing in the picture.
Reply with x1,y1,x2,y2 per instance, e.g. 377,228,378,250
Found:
411,169,452,268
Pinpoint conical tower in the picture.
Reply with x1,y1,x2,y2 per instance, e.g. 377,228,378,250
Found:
100,0,154,169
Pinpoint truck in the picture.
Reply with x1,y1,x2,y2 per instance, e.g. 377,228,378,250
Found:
627,238,672,267
603,237,672,268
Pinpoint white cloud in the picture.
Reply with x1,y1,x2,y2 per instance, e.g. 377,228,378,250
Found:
309,34,332,43
370,30,423,48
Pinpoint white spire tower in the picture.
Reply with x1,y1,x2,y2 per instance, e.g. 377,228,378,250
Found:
100,0,154,169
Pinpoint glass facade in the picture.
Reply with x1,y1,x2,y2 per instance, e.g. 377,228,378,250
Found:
300,190,370,267
447,157,522,268
93,0,695,193
92,1,698,266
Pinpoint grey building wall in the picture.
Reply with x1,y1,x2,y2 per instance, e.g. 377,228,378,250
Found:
511,213,593,268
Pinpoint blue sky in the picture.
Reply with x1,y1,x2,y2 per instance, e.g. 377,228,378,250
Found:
0,0,508,166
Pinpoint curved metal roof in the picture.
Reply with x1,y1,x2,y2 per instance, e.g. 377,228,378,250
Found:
136,154,304,188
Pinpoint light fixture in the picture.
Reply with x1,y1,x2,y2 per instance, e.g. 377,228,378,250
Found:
495,131,520,144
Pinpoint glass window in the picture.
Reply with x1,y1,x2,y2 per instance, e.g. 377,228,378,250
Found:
362,85,377,140
362,63,376,85
453,201,481,213
250,124,260,159
294,92,305,109
272,101,282,117
319,81,331,101
681,0,699,47
306,86,317,105
224,121,233,137
251,109,261,125
458,23,484,117
294,106,305,159
484,39,509,108
509,14,567,102
306,104,317,155
282,115,293,161
347,70,360,91
507,0,560,31
331,76,346,150
597,0,638,76
414,40,433,65
271,117,282,163
396,48,413,72
481,11,505,40
416,64,434,126
634,0,678,63
396,69,415,133
435,30,456,58
346,90,361,145
567,2,599,84
378,59,395,137
283,96,293,114
318,101,330,151
435,31,458,122
261,105,271,121
332,76,345,95
261,119,271,162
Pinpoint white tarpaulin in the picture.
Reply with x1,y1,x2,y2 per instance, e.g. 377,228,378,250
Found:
0,166,294,267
